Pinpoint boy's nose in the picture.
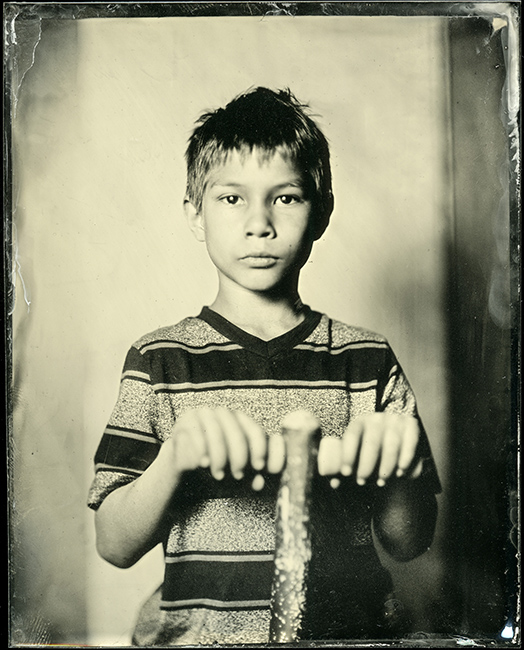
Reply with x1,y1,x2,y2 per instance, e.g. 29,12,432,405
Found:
245,203,275,238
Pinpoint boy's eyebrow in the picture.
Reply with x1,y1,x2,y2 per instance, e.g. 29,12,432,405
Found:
275,180,305,189
209,181,243,188
210,180,306,190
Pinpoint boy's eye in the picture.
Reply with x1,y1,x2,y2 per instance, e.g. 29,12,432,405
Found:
275,194,301,205
220,195,241,205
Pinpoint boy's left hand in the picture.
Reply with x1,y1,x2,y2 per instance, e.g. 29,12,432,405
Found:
317,413,423,486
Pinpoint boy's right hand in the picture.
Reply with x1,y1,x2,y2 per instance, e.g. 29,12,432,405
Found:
167,407,286,485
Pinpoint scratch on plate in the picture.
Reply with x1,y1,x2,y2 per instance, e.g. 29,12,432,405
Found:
5,5,43,119
11,223,31,314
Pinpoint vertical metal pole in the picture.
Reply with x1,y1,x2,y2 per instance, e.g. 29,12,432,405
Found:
269,410,320,643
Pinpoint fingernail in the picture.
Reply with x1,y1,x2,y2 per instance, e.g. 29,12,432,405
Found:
330,478,341,490
356,477,366,486
377,478,386,487
214,470,225,481
396,468,404,477
233,471,244,480
251,474,265,491
252,459,265,471
200,456,210,468
341,465,352,476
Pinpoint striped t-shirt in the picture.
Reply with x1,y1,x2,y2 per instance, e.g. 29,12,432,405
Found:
88,307,440,645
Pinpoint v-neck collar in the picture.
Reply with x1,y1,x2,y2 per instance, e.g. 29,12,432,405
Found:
198,305,322,358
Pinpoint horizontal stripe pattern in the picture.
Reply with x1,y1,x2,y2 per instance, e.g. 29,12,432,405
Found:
139,338,387,356
139,340,243,354
121,369,150,383
295,340,390,353
87,310,440,643
94,463,143,476
93,425,160,473
129,345,392,389
104,425,160,443
166,551,274,563
153,378,354,393
89,314,407,507
161,551,274,610
160,598,271,611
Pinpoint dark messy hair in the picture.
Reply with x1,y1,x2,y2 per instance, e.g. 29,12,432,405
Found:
185,87,333,223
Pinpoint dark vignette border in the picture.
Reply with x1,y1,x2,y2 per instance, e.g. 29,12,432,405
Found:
3,1,520,648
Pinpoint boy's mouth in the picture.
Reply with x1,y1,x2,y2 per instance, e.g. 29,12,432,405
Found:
241,254,279,268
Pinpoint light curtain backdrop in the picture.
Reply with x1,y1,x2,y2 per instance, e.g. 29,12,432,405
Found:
11,12,508,645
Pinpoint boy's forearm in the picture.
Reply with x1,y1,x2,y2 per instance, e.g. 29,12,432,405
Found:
95,439,182,568
372,478,438,562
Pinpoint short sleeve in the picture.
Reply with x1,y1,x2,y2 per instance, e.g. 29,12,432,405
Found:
87,345,162,510
379,348,442,494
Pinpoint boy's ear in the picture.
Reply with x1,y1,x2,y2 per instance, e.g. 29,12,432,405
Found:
184,199,206,242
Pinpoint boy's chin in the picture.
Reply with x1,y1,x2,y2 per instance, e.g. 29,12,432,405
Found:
219,265,304,296
241,281,288,295
245,277,300,297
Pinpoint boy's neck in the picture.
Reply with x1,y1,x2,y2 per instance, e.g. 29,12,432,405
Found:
209,286,307,341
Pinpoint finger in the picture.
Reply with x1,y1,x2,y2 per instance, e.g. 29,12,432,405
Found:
341,419,364,476
251,474,266,491
355,419,383,485
318,437,342,476
410,458,424,479
173,412,208,471
215,408,249,480
197,408,228,480
396,416,420,477
235,410,267,471
376,424,402,486
267,434,286,474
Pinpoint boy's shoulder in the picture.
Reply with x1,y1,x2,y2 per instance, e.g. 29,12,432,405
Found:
310,313,390,349
131,314,231,352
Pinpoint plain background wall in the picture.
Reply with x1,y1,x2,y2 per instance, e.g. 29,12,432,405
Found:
7,8,514,646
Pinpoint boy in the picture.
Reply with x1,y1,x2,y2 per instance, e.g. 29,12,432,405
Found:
88,87,440,645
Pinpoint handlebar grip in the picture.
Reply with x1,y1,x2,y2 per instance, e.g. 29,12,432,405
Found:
269,410,320,642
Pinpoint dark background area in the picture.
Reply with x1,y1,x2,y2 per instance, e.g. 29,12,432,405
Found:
440,16,518,637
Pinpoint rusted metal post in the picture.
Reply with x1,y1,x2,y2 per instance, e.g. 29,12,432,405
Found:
269,410,320,643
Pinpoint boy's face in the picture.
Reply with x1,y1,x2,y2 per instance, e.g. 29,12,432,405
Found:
186,149,321,296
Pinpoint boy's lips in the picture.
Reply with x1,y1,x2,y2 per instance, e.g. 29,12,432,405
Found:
240,253,279,267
